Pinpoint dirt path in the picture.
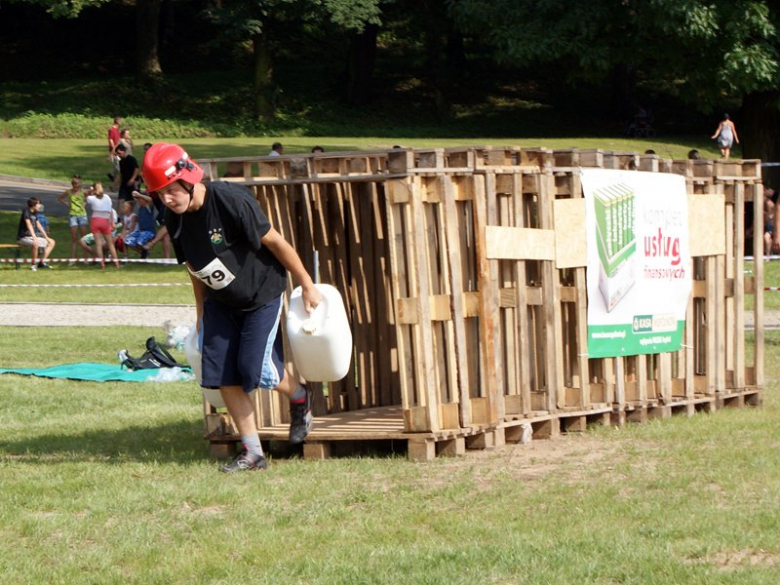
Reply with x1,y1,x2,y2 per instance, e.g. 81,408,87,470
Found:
0,303,196,327
1,302,776,329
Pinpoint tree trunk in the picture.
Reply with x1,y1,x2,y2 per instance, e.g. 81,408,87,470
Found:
740,90,780,188
136,0,163,78
344,24,378,106
253,33,275,120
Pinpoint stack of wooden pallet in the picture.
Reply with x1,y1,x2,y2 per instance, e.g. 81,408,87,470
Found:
196,147,764,461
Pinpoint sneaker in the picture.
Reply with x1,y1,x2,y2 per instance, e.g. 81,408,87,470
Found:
289,385,313,444
140,248,149,259
37,262,51,269
30,264,37,272
219,449,268,473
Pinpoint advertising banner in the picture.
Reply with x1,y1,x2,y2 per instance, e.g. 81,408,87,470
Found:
582,169,692,358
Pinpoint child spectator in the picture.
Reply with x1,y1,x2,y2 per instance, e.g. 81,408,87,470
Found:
17,197,55,270
126,191,158,258
118,200,139,258
57,174,89,262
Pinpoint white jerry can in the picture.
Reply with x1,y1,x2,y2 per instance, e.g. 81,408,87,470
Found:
286,284,352,382
183,323,226,409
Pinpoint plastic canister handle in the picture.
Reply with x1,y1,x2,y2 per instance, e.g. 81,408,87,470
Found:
300,295,328,334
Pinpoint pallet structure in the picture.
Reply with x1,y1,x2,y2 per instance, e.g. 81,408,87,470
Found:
196,147,764,461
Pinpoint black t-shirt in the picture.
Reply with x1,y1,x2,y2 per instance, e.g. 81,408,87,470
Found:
166,181,287,310
119,154,139,185
17,208,40,239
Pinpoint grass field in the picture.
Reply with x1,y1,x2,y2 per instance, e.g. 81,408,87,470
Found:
0,326,777,584
0,135,727,185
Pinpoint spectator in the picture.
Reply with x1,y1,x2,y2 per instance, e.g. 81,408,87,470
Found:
711,113,739,159
118,200,138,258
125,191,158,258
79,207,120,259
268,142,283,156
119,128,134,155
57,174,89,262
107,116,122,179
85,182,122,269
688,149,701,160
17,197,55,271
116,143,140,203
311,146,324,154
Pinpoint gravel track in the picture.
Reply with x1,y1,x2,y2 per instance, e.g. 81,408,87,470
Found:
0,303,195,327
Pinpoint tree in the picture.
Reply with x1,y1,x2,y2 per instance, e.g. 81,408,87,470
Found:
448,0,780,165
206,0,383,119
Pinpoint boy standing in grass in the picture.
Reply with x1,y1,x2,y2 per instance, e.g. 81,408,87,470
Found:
142,142,321,473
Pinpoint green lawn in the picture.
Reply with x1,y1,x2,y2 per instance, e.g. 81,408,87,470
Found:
0,135,727,185
0,326,777,584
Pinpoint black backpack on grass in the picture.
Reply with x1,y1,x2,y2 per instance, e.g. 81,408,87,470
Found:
119,337,187,371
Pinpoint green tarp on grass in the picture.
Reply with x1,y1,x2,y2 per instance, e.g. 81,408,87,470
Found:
0,362,192,383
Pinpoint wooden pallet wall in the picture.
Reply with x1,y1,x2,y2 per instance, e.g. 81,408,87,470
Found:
196,148,763,442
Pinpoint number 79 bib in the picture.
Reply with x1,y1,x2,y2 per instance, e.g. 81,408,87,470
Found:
189,257,236,290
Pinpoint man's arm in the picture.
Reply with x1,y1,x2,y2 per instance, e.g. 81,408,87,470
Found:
261,227,322,312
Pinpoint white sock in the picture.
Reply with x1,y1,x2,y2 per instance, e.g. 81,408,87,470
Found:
241,435,263,458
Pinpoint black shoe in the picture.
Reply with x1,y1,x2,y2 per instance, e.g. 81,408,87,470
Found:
219,449,268,473
107,173,114,182
140,248,149,259
289,385,312,444
37,262,52,269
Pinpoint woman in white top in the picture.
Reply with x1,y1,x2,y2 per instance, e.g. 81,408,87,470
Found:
85,181,121,269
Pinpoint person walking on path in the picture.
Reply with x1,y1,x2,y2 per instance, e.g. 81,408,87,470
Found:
115,143,140,203
107,116,122,176
17,197,55,270
142,142,322,473
711,113,739,159
57,174,89,261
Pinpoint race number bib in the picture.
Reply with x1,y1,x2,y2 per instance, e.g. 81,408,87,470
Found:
189,257,235,290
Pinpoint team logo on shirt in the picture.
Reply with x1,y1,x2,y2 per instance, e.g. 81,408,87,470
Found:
209,228,224,245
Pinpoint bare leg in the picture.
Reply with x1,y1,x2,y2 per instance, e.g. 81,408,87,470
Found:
220,386,258,438
93,232,105,268
42,238,55,261
104,236,121,268
69,225,78,258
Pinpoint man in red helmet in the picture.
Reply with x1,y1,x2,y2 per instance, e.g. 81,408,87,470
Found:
142,142,322,473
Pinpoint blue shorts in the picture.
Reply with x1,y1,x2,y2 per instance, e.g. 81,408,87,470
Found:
69,215,88,228
201,294,285,392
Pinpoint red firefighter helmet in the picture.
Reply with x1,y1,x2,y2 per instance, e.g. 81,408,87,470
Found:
141,143,204,193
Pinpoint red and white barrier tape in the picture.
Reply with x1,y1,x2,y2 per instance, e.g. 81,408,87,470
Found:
0,283,189,288
0,257,177,265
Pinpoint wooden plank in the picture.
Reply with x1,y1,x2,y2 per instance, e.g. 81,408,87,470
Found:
568,172,591,408
733,183,745,389
485,226,555,260
408,176,441,431
473,174,501,425
539,172,563,412
553,198,588,268
689,194,726,256
514,173,532,415
752,183,764,387
385,181,414,416
442,175,473,427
